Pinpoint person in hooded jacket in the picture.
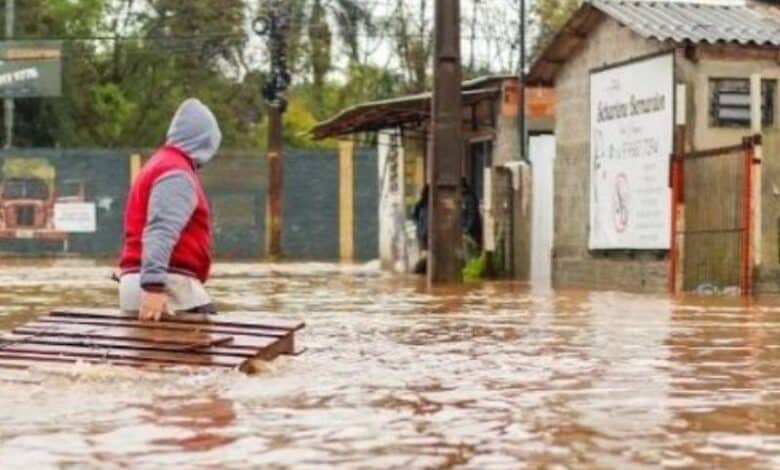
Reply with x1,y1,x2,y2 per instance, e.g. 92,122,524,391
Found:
118,98,222,321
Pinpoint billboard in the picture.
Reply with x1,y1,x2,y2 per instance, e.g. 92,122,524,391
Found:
0,41,62,98
589,53,674,250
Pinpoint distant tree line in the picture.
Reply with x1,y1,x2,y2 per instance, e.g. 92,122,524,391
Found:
0,0,578,149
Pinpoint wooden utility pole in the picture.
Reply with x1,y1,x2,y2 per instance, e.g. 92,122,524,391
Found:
254,1,290,259
429,0,464,285
267,103,283,258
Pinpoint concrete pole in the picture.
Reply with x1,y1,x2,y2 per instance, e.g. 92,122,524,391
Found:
338,138,355,262
4,0,14,149
750,74,762,268
429,0,464,285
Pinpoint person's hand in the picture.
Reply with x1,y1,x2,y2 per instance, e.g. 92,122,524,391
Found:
139,291,168,322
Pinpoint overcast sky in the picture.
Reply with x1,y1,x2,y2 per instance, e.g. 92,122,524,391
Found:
244,0,749,83
244,0,530,82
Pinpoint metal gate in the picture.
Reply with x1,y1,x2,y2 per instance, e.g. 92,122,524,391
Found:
670,135,760,295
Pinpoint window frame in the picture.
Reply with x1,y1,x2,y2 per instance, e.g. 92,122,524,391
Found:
709,77,777,129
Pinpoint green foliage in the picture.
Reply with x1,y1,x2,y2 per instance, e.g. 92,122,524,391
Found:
333,63,402,114
531,0,583,59
7,0,262,149
5,1,511,151
91,83,138,145
463,253,487,282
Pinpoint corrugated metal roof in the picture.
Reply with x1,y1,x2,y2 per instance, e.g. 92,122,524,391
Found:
309,88,502,139
527,1,780,85
592,0,780,46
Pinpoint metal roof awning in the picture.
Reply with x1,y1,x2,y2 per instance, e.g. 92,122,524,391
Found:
310,87,501,140
527,0,780,86
594,0,780,46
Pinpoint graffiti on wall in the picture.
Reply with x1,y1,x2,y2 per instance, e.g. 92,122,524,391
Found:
0,157,94,240
378,132,425,273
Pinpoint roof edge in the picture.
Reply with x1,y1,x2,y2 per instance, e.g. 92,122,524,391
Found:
526,2,605,86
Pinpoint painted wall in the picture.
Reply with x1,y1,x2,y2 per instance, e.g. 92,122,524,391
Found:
552,17,669,292
0,148,379,261
530,135,556,288
0,149,130,256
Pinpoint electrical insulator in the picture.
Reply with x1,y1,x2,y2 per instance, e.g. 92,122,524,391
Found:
254,0,290,112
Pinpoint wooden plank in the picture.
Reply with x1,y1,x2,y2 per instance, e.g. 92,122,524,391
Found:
239,334,295,373
16,321,281,349
0,343,244,368
50,309,305,332
50,308,305,331
8,329,271,356
2,334,258,358
35,317,290,339
0,309,303,373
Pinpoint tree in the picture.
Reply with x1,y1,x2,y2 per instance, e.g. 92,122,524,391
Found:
3,0,104,147
307,0,332,117
257,0,374,119
3,0,535,150
531,0,581,59
330,0,373,64
6,0,268,149
387,0,432,93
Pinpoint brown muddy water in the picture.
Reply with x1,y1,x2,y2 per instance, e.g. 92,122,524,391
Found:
0,260,778,469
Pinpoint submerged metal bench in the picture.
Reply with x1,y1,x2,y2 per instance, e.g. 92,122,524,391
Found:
0,309,305,374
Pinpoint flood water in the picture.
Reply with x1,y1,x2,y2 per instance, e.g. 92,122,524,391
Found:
0,260,779,468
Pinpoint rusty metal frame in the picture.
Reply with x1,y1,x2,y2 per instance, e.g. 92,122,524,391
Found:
669,134,761,296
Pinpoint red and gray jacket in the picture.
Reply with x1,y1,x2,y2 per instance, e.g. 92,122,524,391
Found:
119,98,221,289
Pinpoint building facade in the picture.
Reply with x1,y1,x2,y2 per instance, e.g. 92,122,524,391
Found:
313,77,555,278
528,0,780,293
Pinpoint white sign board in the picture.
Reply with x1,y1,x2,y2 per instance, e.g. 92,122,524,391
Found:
589,53,674,250
54,203,96,233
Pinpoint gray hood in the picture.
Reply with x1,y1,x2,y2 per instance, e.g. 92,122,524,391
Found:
166,98,222,166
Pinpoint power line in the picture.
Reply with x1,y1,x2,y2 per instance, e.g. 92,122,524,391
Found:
7,29,519,44
6,32,246,42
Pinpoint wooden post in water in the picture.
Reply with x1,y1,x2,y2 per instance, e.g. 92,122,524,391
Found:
429,0,464,285
267,104,283,259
